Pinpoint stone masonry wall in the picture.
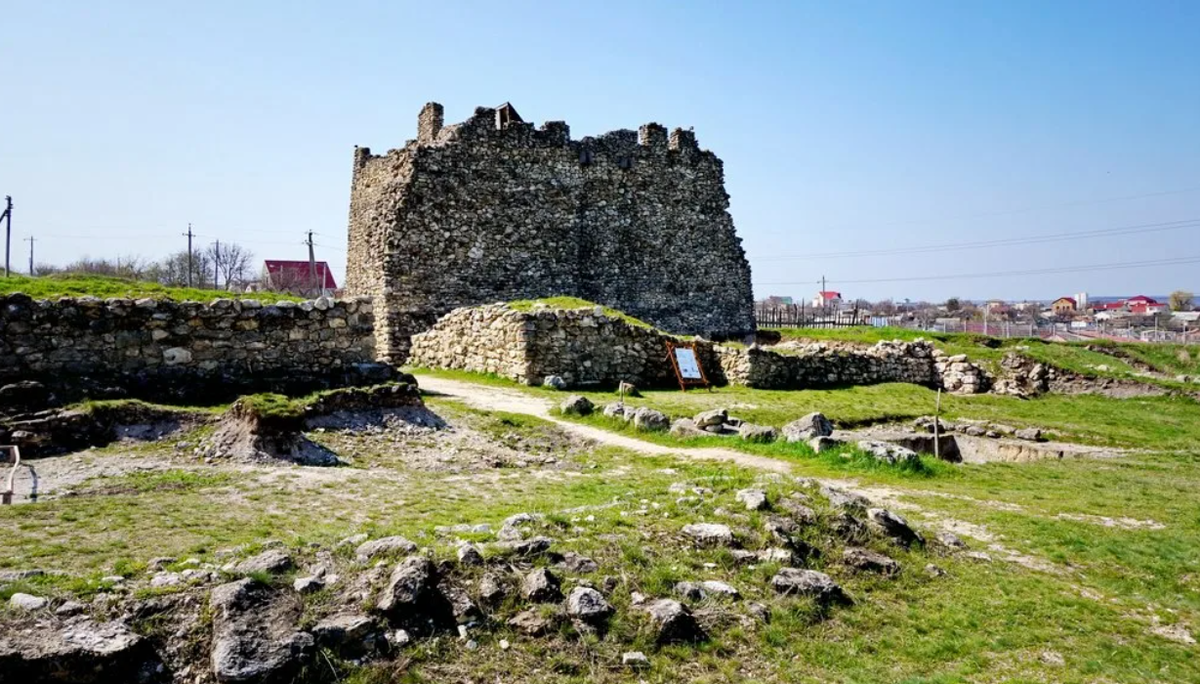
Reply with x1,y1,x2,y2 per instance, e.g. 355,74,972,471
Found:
716,340,990,394
0,293,384,403
346,102,756,362
408,304,722,389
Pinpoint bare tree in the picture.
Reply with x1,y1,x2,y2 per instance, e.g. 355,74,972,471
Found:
146,250,213,288
203,242,255,290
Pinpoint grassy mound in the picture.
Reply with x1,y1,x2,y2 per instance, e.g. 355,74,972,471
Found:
506,296,655,329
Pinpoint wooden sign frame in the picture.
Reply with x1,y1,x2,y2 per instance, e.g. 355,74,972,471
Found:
665,340,711,392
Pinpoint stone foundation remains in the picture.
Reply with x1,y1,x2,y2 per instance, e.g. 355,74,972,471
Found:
408,303,721,389
0,293,387,404
345,102,756,362
409,303,989,394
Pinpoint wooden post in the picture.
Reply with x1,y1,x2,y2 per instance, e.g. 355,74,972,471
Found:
933,387,942,461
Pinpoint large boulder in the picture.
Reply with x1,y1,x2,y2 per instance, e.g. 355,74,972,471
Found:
770,568,851,606
642,599,705,643
542,375,567,391
632,407,670,432
566,587,614,627
783,413,834,442
559,395,594,417
842,547,901,576
856,441,921,466
681,523,735,547
868,508,924,547
375,556,453,630
521,568,563,603
210,578,314,683
356,536,418,562
0,617,159,683
739,424,778,444
233,549,293,575
311,614,379,658
692,408,728,429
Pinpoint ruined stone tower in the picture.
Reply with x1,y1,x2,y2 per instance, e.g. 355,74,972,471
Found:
345,102,755,362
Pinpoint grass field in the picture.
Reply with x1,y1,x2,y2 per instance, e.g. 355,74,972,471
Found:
4,390,1200,682
0,274,304,302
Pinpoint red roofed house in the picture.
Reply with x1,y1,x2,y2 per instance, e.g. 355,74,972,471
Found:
812,290,843,308
1051,296,1077,315
263,260,338,295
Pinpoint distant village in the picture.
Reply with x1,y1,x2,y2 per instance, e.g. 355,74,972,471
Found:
757,288,1199,342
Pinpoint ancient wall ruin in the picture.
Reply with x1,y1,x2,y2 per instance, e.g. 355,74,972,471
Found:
345,102,756,362
408,304,989,394
0,294,385,403
408,303,722,389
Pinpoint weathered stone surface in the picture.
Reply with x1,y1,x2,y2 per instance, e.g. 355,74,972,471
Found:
233,550,293,575
0,617,156,683
456,544,485,566
8,593,48,611
622,651,651,669
868,508,925,547
631,407,669,432
669,417,708,438
542,375,567,390
559,395,594,416
674,581,705,601
345,103,755,363
700,580,740,598
312,614,378,657
478,572,509,605
856,441,921,466
557,551,599,574
693,408,728,429
566,587,613,626
739,423,778,443
210,578,314,684
494,536,553,558
376,556,441,618
507,608,560,636
809,436,844,453
783,413,833,442
356,536,418,562
1015,427,1043,442
681,523,734,547
770,568,851,605
292,576,325,594
0,294,379,403
521,568,563,603
735,488,769,511
842,547,901,576
642,599,705,643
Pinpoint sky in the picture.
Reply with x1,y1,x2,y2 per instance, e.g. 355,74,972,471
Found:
2,0,1199,303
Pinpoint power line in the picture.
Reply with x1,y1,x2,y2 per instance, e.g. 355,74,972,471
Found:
753,217,1200,261
755,184,1200,236
756,254,1200,287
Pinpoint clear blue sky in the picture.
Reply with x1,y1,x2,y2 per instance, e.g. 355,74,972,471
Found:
3,0,1198,303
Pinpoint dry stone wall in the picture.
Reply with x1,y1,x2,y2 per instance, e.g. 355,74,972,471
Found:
409,304,721,389
346,102,755,362
717,340,989,394
0,293,386,403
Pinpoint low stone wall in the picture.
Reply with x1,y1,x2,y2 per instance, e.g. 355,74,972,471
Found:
0,293,387,403
717,340,989,394
409,304,721,388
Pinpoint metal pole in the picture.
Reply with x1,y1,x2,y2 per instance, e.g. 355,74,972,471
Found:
24,236,34,275
2,196,11,277
306,230,318,296
182,223,195,287
213,240,220,290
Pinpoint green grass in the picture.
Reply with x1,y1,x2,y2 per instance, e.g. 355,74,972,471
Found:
506,296,655,329
415,367,1200,452
0,273,304,303
777,326,1198,389
5,388,1200,681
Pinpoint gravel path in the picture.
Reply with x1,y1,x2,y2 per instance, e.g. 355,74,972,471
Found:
413,374,793,474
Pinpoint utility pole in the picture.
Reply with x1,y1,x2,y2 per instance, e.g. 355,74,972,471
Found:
2,196,12,277
213,240,221,291
305,230,318,296
23,236,34,275
182,223,195,287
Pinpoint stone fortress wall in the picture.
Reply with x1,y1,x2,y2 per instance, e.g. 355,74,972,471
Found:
409,303,989,394
345,102,756,363
0,294,384,402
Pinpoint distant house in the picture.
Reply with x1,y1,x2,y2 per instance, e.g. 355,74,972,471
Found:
1089,296,1166,317
263,260,338,295
763,295,794,307
1051,297,1077,315
813,290,843,308
985,299,1007,313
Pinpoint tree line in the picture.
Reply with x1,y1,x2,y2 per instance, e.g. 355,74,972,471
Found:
33,243,256,290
